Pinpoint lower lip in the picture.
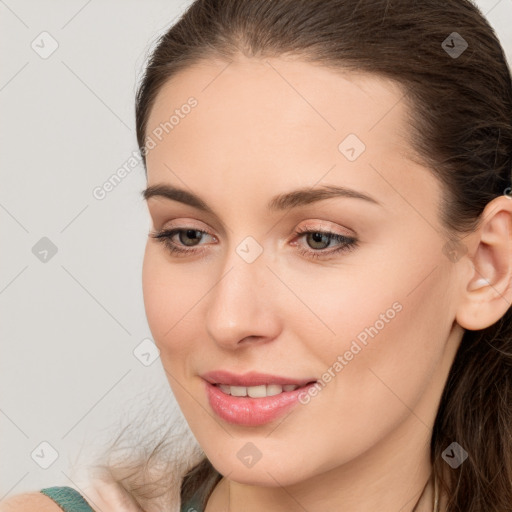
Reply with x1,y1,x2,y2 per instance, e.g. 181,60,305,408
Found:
204,380,317,426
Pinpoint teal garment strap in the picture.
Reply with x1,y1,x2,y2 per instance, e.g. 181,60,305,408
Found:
40,487,95,512
181,493,203,512
181,468,222,512
181,484,206,512
181,496,203,512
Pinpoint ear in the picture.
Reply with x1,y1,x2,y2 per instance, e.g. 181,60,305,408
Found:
455,194,512,331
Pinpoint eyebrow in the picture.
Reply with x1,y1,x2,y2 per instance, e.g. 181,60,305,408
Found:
141,183,382,213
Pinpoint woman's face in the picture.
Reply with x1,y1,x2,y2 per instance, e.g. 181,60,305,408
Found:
142,55,464,486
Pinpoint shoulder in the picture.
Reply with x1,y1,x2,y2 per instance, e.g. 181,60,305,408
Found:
0,491,66,511
0,478,143,512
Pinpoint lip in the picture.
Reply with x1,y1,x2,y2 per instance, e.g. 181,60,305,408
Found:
201,370,317,387
201,371,318,426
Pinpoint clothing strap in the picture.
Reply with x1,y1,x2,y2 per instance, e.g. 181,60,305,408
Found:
40,487,95,512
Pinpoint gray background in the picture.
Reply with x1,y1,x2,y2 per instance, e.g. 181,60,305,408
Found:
1,0,511,498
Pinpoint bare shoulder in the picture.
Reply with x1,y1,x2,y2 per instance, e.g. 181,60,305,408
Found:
0,492,64,512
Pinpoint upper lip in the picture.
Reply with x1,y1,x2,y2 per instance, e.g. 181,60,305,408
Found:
201,370,317,387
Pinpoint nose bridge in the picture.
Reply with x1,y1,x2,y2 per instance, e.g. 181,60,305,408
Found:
205,234,279,347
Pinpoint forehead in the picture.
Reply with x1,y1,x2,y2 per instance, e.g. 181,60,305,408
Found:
146,55,409,148
144,55,439,216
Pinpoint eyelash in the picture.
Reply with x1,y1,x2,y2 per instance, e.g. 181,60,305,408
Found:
149,226,358,260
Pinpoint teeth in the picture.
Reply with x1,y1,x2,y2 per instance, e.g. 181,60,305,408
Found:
217,383,300,397
231,385,248,397
267,384,285,396
218,384,235,395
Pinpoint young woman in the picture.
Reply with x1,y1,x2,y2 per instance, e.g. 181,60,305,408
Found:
3,0,512,511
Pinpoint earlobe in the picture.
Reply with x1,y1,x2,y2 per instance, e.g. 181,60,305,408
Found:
455,196,512,331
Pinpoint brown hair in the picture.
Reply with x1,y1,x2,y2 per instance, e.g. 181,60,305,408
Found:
103,0,512,510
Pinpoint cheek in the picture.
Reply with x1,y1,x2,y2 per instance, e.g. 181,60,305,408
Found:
318,256,453,413
142,248,188,345
141,250,203,407
142,246,213,359
283,266,453,470
142,251,170,341
276,259,406,371
296,243,453,402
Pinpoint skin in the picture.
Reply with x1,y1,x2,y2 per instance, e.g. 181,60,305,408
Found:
141,55,512,512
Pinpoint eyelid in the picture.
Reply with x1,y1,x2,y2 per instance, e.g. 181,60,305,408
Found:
147,207,229,239
293,220,355,238
154,219,216,236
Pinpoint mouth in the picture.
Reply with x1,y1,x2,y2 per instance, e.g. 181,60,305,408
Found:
204,378,319,426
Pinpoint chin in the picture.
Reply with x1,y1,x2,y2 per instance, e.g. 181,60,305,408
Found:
208,454,311,487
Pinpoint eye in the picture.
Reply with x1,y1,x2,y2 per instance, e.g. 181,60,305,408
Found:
292,228,358,259
148,227,215,257
148,226,358,260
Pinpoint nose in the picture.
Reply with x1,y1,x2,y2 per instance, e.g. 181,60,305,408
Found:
204,247,281,350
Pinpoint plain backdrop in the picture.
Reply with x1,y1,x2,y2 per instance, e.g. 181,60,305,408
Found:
1,0,511,498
